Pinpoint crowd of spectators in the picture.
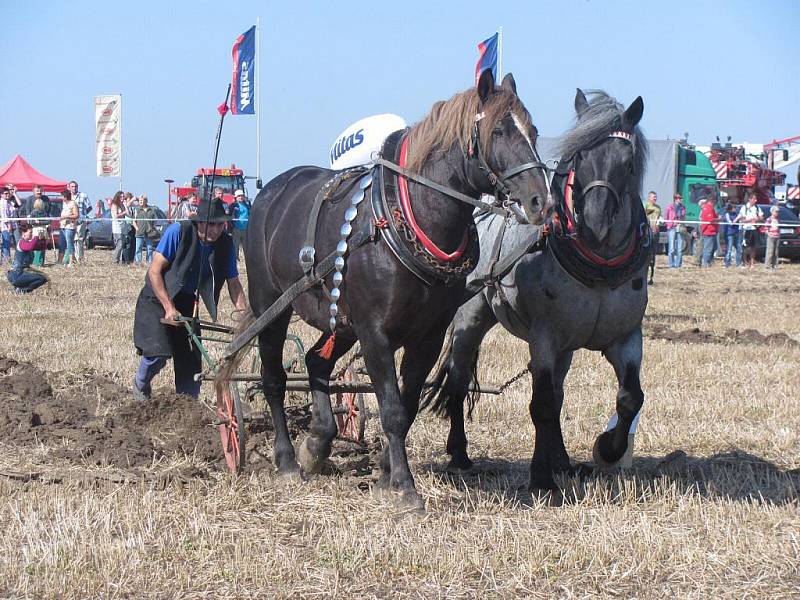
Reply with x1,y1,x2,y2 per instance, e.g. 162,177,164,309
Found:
648,189,794,278
1,181,252,293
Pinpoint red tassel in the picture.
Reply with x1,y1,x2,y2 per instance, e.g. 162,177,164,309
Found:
317,333,336,360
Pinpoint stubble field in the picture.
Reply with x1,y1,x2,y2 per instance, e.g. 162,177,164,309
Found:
0,250,798,599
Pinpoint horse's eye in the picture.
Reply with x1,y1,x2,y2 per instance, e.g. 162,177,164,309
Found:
492,128,503,137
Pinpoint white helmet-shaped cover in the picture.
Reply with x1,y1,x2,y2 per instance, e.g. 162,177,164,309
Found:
329,113,407,170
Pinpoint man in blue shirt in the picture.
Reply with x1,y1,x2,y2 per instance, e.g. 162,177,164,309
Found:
231,189,251,260
132,197,247,400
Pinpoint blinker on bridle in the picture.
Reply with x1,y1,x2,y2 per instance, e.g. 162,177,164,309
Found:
468,111,548,209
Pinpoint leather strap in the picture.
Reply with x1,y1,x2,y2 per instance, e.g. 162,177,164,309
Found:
223,229,371,360
374,158,510,218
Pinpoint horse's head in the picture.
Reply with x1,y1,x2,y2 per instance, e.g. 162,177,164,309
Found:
564,89,645,247
469,70,551,225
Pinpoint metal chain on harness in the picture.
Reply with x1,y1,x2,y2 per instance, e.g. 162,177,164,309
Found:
496,366,531,395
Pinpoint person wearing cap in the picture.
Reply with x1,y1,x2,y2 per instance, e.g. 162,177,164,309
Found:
230,189,251,260
763,205,781,269
698,198,720,267
132,198,247,400
664,193,686,268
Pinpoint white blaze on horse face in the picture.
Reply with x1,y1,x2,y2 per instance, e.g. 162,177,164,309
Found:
512,112,534,153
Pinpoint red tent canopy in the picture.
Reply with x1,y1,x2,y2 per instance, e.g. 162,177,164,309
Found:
0,154,68,192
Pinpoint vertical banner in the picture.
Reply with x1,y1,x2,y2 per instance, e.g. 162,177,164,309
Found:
475,32,499,84
231,26,256,115
94,95,121,177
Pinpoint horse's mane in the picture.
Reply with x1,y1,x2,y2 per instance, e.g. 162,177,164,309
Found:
558,90,649,192
404,86,531,173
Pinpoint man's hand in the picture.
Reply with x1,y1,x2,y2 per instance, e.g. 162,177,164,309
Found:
163,305,181,322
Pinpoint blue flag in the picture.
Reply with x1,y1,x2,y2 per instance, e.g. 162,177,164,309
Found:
475,33,498,85
231,26,256,115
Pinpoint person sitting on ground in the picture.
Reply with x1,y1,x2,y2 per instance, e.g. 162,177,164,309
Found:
7,223,48,293
699,198,720,267
132,197,247,400
764,205,781,270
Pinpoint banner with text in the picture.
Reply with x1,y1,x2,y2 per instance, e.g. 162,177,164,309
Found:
231,26,256,115
94,95,121,177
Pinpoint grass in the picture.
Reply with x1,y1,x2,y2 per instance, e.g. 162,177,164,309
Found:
0,251,798,598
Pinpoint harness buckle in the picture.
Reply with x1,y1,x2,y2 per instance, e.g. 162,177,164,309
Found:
298,246,316,272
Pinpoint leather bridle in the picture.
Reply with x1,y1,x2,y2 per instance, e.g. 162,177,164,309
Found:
557,131,636,219
468,112,549,210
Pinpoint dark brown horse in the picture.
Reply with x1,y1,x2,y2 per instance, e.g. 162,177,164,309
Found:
233,71,550,507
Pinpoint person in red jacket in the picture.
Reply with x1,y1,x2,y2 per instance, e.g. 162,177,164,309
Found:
699,198,720,267
7,223,49,293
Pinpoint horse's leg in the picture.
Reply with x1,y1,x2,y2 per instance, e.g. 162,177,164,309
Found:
297,332,357,474
594,327,645,466
381,322,453,496
357,328,422,508
257,309,299,474
528,339,574,493
444,294,497,472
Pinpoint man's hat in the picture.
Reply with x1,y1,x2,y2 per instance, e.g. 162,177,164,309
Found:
234,189,245,198
189,198,231,223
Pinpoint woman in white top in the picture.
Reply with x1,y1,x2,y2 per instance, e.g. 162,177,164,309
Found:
109,191,127,264
738,193,763,268
59,189,79,265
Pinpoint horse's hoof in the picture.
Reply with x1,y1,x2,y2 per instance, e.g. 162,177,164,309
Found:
275,463,303,481
592,435,625,471
446,457,474,475
398,489,426,513
297,437,325,474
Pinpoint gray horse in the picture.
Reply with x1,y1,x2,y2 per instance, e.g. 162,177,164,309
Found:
423,89,650,494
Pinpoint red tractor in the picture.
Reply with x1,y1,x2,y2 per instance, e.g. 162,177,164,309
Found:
166,165,247,218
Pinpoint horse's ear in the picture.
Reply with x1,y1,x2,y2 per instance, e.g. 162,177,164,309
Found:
624,96,644,127
574,88,589,115
501,73,517,95
477,69,495,104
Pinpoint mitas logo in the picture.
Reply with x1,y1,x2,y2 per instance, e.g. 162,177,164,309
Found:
102,108,113,117
103,147,113,155
102,166,113,174
239,60,251,110
330,129,365,164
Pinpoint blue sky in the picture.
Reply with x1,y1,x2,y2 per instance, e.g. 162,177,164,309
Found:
1,0,797,207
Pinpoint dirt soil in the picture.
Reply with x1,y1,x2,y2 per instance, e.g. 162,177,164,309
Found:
644,324,800,347
0,355,220,468
0,355,375,478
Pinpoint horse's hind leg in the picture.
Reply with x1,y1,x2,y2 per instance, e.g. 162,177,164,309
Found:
444,295,497,472
297,332,356,474
258,309,299,474
594,327,645,467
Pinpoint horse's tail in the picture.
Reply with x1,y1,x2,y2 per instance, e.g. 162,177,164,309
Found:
215,307,257,397
420,325,482,419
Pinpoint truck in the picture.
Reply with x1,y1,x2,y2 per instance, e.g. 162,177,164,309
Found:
167,165,247,217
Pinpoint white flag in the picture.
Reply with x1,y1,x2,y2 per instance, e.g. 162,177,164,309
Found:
94,95,121,177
